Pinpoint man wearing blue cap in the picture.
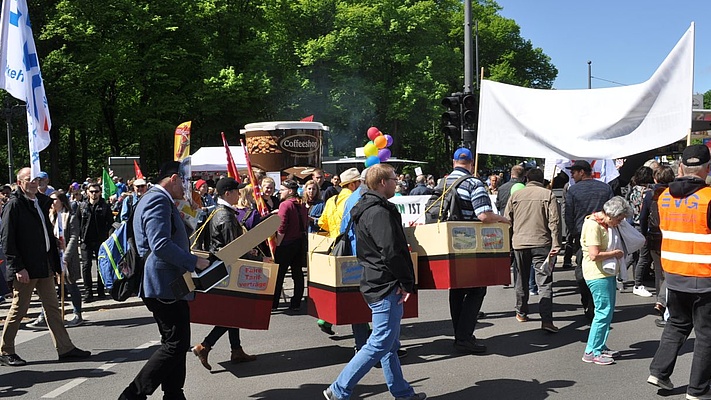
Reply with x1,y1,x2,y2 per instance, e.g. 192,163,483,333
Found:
37,171,55,196
445,147,510,354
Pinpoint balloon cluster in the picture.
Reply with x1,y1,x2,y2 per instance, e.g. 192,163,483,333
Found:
363,127,393,167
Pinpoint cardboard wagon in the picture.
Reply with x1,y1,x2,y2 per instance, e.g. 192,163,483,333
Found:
403,221,511,289
181,215,281,330
307,233,419,325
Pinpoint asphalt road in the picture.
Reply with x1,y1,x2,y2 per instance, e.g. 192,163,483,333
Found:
0,268,697,399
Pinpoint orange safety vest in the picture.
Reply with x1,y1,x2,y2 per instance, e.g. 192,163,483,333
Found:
658,186,711,277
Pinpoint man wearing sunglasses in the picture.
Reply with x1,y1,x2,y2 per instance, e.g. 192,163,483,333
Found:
78,182,113,302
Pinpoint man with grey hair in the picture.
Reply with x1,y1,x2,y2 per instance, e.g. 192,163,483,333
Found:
647,144,711,399
0,167,90,366
408,174,433,196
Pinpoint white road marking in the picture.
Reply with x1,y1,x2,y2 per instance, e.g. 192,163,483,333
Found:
41,378,87,398
130,340,160,353
39,341,158,398
91,357,127,373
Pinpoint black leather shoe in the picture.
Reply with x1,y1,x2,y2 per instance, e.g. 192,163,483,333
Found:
58,347,91,361
454,339,487,354
655,319,667,328
0,353,27,366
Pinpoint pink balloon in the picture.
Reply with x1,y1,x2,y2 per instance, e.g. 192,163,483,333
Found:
367,127,382,141
384,134,393,147
378,148,391,162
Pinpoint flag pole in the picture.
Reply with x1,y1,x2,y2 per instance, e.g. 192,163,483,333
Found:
241,140,277,259
473,67,485,176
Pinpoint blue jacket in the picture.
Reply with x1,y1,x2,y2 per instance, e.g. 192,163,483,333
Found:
132,187,197,300
340,186,366,254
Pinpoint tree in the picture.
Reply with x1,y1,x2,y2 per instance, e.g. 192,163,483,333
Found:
3,0,558,186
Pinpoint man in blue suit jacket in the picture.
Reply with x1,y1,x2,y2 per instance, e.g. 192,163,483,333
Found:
120,161,210,400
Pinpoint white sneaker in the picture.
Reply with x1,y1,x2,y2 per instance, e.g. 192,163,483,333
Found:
633,285,653,297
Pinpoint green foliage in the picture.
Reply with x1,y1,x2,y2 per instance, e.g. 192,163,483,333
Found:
1,0,558,186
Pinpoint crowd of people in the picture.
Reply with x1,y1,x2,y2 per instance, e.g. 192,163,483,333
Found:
0,145,710,400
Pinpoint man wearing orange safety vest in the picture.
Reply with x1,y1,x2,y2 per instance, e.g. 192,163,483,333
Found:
648,144,711,399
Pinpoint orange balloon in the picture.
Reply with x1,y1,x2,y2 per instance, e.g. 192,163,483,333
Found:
374,135,387,149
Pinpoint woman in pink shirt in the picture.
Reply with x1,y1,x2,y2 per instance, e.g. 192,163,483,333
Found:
272,180,308,311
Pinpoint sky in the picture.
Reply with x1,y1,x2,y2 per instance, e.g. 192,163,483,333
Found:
496,0,711,94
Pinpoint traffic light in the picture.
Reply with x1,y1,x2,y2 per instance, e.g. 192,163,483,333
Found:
441,93,462,141
461,92,478,127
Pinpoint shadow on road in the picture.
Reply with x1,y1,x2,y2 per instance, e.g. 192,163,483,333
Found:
0,368,112,398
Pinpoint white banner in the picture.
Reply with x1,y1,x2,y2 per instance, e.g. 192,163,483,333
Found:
545,158,620,184
388,194,499,226
477,23,694,160
0,0,52,179
389,195,430,226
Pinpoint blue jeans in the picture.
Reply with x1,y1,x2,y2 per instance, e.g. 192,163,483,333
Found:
330,290,414,399
585,276,616,355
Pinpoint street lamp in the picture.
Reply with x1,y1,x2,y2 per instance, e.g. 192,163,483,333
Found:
2,98,26,183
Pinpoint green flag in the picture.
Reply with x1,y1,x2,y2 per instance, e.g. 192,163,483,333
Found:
102,168,117,200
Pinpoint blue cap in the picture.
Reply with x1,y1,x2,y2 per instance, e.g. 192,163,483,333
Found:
37,171,48,179
453,147,473,161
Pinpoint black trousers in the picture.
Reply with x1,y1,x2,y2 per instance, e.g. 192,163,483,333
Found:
272,240,305,309
449,287,487,342
80,241,104,297
120,298,190,400
650,289,711,397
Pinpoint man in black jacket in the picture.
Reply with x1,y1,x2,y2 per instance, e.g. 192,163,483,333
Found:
78,182,113,302
408,175,433,196
0,167,90,366
191,177,256,370
324,163,425,400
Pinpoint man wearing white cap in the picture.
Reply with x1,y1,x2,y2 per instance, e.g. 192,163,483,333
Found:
120,178,148,221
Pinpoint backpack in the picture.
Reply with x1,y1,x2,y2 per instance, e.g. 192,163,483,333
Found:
97,195,148,301
424,174,472,223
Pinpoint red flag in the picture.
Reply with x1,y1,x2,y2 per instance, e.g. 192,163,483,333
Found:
300,115,314,122
241,139,277,258
133,160,144,179
221,132,241,182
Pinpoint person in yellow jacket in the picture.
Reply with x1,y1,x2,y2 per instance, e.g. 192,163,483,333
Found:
318,168,362,238
316,167,362,334
648,144,711,399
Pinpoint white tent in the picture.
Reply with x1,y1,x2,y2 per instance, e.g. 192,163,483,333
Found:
190,146,247,172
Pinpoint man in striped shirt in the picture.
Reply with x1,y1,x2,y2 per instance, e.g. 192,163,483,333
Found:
446,148,510,354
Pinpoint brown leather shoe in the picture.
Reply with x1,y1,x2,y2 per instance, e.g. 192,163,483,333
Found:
192,344,212,370
541,322,559,333
230,347,257,363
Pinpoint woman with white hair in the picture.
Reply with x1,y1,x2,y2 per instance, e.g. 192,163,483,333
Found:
580,196,632,365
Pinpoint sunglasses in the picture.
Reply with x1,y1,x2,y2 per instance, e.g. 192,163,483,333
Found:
89,190,100,194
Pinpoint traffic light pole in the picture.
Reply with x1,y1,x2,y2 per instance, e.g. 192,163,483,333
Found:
440,0,477,150
463,0,473,96
460,0,476,149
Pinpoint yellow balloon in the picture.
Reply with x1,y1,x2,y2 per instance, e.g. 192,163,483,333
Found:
364,142,378,157
374,135,387,149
